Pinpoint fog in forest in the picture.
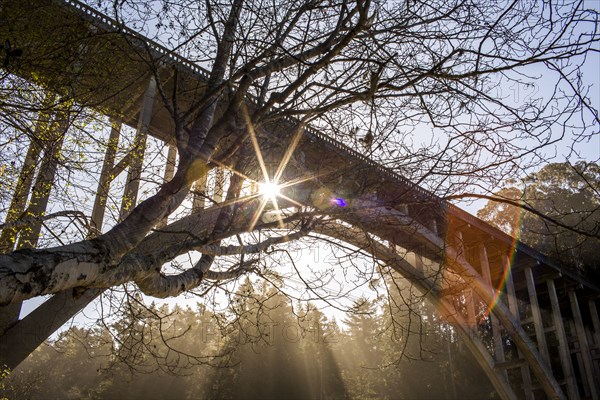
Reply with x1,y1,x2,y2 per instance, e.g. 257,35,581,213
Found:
1,279,497,399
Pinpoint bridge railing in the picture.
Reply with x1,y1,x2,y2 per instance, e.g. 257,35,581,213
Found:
298,118,443,201
62,0,211,80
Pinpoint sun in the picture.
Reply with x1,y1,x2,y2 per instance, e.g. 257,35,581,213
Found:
258,180,281,201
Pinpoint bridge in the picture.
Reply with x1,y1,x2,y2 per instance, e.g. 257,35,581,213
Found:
0,1,599,399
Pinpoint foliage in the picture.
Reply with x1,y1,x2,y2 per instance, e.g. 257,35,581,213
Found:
477,161,600,276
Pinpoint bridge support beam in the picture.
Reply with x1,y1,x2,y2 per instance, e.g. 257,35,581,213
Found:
340,203,566,399
469,250,567,398
434,294,517,400
1,97,68,340
0,108,46,335
315,221,519,399
158,144,177,228
590,299,600,352
120,77,156,220
0,93,56,254
90,119,122,235
503,256,535,400
16,106,70,249
213,167,225,203
569,289,599,400
193,169,209,211
454,232,477,326
589,299,600,385
547,279,579,399
411,251,424,275
524,266,551,365
0,79,156,370
478,244,507,377
0,100,79,370
442,237,565,399
430,218,438,235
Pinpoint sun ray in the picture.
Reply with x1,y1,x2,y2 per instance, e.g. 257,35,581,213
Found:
243,105,270,185
210,193,261,211
269,195,287,229
277,193,306,208
238,105,338,231
248,196,269,232
239,104,287,232
209,158,254,183
273,125,305,184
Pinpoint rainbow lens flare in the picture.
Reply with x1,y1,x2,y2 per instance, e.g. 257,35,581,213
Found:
330,197,347,207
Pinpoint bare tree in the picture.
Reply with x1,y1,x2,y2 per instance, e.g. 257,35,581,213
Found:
0,0,598,377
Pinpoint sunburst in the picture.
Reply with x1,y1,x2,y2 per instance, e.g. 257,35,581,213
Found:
242,105,313,231
258,180,281,202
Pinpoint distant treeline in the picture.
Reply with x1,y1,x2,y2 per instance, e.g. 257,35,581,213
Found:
2,279,496,399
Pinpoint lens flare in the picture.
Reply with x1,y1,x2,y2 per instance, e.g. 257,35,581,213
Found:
330,197,347,207
480,206,523,322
